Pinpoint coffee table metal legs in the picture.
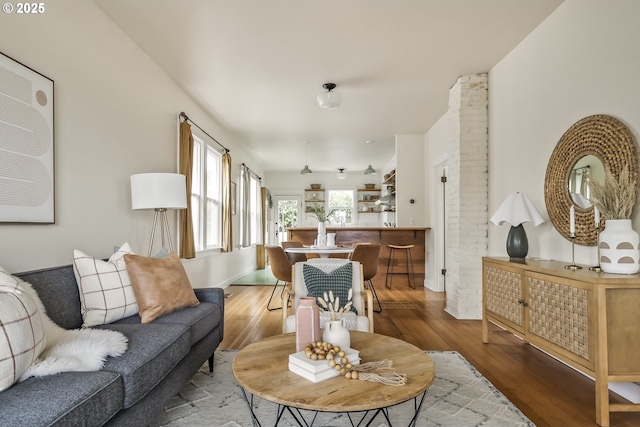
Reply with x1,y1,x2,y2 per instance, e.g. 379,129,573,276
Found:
408,388,428,427
239,387,262,427
239,386,428,427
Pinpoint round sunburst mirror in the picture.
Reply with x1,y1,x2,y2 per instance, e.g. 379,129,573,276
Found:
544,115,638,246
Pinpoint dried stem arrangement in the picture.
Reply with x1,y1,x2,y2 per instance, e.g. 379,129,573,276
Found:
317,290,353,321
588,164,637,220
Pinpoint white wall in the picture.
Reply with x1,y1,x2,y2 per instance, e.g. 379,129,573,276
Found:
0,1,262,287
488,0,640,265
395,134,426,227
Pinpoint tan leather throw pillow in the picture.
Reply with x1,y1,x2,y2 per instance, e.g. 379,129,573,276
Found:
123,253,199,323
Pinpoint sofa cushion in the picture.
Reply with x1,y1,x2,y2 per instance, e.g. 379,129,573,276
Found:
153,302,223,346
0,370,122,427
96,323,190,408
124,253,199,323
0,268,46,392
112,303,221,346
73,243,139,327
16,265,83,330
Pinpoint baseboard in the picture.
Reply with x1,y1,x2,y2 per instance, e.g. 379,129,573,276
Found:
209,266,257,289
424,279,444,292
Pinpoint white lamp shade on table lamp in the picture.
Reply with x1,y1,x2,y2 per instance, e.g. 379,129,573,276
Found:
490,192,545,260
131,173,187,210
490,192,544,227
130,173,187,256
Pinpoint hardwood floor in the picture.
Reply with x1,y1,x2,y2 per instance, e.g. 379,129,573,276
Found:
219,276,640,427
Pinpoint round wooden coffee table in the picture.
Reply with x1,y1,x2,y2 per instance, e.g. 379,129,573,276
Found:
233,331,434,426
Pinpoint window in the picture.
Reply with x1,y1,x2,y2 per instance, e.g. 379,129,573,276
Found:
327,190,354,225
191,134,222,251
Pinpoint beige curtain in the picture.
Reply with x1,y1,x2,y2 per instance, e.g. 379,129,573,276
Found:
179,120,196,259
222,151,233,252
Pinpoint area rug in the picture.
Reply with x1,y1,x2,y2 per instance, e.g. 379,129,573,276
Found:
151,350,534,427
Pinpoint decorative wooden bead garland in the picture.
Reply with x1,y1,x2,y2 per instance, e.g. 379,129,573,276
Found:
304,342,407,386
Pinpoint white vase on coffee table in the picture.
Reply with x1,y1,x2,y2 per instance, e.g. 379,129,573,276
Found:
323,319,350,349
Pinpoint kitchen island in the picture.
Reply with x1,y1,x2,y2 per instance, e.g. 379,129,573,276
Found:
286,227,428,288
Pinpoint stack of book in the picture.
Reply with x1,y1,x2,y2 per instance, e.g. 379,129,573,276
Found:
288,348,360,383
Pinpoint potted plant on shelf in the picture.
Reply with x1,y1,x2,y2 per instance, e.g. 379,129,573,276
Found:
588,164,639,274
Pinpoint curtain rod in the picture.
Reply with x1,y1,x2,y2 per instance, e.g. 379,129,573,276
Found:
179,112,229,153
242,163,262,181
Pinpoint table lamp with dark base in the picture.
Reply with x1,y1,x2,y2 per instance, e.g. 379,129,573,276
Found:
506,224,528,262
490,192,545,263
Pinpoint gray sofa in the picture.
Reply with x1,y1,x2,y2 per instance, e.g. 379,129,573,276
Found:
0,264,225,427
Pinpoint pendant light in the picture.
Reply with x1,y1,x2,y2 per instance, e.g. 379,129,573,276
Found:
300,141,313,175
363,140,377,175
337,168,347,179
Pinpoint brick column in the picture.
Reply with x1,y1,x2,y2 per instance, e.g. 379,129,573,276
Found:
445,74,488,319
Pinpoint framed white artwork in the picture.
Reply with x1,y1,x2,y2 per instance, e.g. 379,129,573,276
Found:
0,52,54,223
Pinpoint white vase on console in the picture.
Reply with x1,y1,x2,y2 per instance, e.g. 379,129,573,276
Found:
599,219,640,274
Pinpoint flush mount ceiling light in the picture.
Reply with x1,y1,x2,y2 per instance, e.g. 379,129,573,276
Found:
317,83,341,109
300,141,313,175
337,168,347,179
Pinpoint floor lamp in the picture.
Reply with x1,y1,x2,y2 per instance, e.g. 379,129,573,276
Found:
489,192,545,261
131,173,187,257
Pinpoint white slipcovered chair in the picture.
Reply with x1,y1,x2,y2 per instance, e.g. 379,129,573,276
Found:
282,259,374,334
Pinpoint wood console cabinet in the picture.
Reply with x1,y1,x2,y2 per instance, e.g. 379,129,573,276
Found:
482,257,640,426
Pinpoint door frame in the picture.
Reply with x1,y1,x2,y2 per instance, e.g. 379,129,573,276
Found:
273,195,302,245
433,158,448,292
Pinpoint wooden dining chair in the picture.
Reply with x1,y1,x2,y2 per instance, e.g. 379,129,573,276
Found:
282,259,374,334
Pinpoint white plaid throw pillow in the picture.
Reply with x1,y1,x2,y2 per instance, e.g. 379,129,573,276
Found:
0,268,46,392
73,243,138,327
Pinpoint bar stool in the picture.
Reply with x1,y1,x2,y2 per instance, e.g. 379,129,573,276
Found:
385,244,416,289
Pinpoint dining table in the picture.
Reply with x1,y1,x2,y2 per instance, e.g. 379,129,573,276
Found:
284,246,354,258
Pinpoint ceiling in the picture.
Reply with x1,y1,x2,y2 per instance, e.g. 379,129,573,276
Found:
94,0,563,173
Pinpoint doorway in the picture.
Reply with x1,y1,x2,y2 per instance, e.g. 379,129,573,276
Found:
273,196,302,245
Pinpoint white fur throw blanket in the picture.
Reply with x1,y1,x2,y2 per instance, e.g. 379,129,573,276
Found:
18,276,128,381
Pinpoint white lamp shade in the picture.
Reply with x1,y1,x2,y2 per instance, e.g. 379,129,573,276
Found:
317,91,342,109
130,173,187,210
489,192,545,227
